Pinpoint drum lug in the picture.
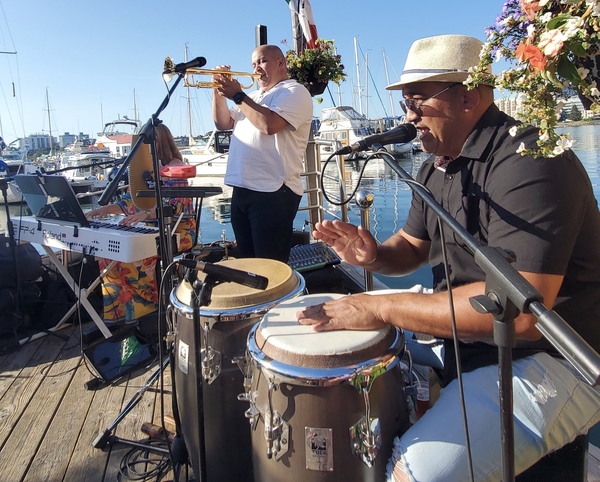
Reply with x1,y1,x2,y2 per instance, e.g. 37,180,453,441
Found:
201,346,222,384
350,415,382,467
264,409,289,461
349,386,382,467
264,382,290,460
200,322,222,384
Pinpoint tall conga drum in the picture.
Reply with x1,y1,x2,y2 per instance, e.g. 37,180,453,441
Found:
170,258,305,482
245,293,411,482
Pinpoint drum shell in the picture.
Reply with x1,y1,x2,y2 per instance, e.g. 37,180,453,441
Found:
248,323,410,482
170,264,305,482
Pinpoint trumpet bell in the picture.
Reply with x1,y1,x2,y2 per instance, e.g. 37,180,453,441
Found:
162,56,177,82
162,56,260,89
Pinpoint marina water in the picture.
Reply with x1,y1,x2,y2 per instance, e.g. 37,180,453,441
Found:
2,123,600,291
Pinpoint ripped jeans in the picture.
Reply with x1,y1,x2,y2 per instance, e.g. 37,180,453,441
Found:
387,352,600,481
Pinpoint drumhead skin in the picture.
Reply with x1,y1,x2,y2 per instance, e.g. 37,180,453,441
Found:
170,258,306,323
256,293,398,369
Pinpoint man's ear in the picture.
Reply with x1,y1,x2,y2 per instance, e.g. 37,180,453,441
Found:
463,86,481,112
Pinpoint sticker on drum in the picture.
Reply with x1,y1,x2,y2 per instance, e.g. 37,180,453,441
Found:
245,293,411,482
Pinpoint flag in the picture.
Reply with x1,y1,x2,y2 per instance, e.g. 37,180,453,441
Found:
287,0,318,49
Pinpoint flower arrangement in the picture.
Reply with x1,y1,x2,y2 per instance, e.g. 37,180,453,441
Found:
285,38,347,96
468,0,600,157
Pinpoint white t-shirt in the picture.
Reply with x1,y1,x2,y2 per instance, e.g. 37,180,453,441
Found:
225,79,313,196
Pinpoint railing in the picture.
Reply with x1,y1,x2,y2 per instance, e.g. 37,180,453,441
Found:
300,134,349,230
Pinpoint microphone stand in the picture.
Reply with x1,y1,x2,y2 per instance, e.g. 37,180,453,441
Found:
373,148,600,482
91,73,192,477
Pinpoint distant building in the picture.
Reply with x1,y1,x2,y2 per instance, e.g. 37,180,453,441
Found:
495,96,519,118
59,132,92,149
25,133,55,151
495,94,592,121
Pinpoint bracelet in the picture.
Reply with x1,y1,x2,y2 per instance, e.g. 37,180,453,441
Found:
142,209,152,219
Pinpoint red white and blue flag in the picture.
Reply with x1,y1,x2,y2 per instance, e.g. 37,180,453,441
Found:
286,0,318,49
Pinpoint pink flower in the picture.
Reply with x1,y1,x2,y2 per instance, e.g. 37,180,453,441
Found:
520,0,550,21
538,29,567,57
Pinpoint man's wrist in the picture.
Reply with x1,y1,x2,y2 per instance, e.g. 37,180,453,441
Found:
232,91,247,105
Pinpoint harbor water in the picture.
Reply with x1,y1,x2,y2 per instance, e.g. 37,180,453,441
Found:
2,123,600,292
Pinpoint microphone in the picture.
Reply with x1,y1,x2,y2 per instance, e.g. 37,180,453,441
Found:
164,57,207,74
334,124,417,155
178,259,269,290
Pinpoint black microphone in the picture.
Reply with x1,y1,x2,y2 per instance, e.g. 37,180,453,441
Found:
164,57,207,74
178,259,269,290
334,124,417,155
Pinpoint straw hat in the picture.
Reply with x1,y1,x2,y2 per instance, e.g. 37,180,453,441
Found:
386,34,492,90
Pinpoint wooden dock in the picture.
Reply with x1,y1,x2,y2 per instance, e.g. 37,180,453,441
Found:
2,322,600,482
0,323,176,482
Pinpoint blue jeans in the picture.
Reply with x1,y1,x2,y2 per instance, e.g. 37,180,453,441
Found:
387,352,600,481
230,185,301,262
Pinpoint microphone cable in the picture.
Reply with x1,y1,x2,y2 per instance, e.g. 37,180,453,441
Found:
319,150,384,207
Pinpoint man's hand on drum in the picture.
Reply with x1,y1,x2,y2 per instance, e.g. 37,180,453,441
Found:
296,293,386,332
313,220,378,266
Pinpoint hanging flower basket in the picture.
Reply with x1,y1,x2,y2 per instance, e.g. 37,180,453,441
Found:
307,79,328,96
284,38,346,97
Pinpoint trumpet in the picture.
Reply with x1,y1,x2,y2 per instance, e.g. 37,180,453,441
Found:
163,56,261,89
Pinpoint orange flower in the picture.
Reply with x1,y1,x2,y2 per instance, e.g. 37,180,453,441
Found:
515,41,547,71
520,0,550,21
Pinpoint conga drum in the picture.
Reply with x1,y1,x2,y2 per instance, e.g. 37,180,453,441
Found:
170,258,305,482
245,293,410,482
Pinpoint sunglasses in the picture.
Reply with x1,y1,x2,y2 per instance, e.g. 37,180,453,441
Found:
400,83,463,116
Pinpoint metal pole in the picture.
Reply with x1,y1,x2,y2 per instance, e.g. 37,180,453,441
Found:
356,189,374,291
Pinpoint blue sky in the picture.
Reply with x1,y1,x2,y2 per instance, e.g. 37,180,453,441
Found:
0,0,506,145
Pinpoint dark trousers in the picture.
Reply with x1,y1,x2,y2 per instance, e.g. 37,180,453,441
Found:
230,185,301,262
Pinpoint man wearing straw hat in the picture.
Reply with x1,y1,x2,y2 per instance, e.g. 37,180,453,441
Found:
297,34,600,481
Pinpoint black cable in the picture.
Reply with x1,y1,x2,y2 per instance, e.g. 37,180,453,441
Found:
117,439,171,481
319,151,379,207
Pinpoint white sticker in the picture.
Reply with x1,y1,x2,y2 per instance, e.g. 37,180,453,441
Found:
305,427,334,471
178,340,189,375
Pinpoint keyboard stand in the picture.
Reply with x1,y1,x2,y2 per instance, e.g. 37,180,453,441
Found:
19,246,114,346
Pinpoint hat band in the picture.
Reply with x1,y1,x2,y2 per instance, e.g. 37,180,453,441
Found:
402,68,470,75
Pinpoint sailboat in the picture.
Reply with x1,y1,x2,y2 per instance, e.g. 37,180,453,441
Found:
0,139,36,204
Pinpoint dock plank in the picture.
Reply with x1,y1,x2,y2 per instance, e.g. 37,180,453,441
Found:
0,332,76,481
23,332,94,482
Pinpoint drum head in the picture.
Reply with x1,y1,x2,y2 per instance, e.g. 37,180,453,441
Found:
255,293,397,369
175,258,300,309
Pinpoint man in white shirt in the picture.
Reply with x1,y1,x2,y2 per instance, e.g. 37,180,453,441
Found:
212,44,313,262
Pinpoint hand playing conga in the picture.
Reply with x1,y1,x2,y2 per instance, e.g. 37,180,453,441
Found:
313,219,378,266
296,292,387,332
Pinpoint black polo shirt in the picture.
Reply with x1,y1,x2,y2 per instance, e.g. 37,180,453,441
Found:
404,104,600,382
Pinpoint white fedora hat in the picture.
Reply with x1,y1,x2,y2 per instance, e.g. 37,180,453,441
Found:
386,34,492,90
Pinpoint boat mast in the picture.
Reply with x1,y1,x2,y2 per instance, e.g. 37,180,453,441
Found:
185,44,196,146
133,89,139,126
365,51,369,120
354,37,364,116
45,88,53,156
382,49,396,117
